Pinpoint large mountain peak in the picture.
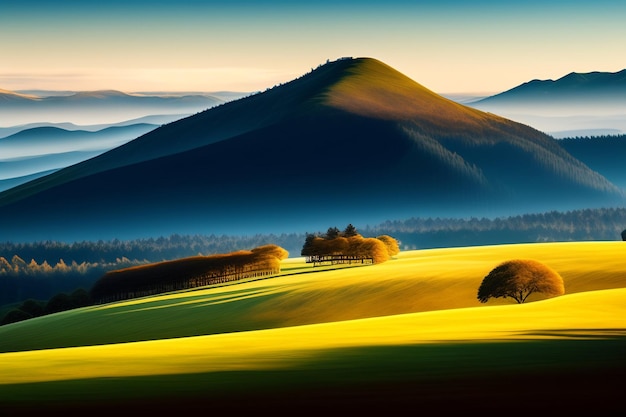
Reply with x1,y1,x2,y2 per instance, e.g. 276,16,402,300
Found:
0,58,622,242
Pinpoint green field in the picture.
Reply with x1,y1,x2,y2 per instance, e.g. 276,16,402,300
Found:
1,241,625,414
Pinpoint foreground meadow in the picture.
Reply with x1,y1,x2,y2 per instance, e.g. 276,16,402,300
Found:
1,241,624,414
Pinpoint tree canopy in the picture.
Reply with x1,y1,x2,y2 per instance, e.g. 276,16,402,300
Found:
90,244,289,303
477,259,565,304
301,225,399,265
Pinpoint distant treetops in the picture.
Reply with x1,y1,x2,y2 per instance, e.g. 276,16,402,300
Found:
301,224,400,266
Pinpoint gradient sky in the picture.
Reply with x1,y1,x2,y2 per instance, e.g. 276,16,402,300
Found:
2,0,625,94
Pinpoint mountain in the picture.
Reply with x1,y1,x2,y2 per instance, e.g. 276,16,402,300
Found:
473,69,626,106
0,89,228,126
0,57,622,242
0,89,40,102
468,69,626,136
0,115,192,139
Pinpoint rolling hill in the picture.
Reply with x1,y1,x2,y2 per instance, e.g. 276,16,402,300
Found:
0,242,624,413
0,57,623,242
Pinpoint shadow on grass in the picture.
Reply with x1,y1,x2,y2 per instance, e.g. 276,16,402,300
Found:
2,336,625,414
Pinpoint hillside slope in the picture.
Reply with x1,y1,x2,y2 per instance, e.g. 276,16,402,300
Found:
0,242,624,414
1,241,623,353
0,58,622,241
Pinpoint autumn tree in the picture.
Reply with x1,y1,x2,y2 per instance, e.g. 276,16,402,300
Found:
251,244,289,261
376,235,400,257
477,259,565,304
356,238,390,264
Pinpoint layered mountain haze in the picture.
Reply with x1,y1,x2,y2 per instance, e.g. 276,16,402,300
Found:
474,69,626,107
0,89,232,126
469,69,626,136
0,89,40,101
0,57,622,242
0,124,157,191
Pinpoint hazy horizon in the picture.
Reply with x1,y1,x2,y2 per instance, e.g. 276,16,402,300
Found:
2,1,625,95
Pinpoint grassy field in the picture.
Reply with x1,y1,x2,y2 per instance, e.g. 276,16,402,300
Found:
1,241,625,414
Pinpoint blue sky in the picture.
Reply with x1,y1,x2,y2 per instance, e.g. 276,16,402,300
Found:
2,0,625,93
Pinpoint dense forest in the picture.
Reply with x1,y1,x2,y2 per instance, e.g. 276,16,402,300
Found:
558,134,626,188
366,207,626,250
1,207,625,308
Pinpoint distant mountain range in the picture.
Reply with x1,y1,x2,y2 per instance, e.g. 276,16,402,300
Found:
0,89,248,126
0,57,623,242
468,69,626,136
473,69,626,106
0,124,157,191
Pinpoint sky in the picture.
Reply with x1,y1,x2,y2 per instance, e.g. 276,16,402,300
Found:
2,0,626,95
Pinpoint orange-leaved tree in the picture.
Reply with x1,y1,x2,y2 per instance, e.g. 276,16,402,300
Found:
376,235,400,257
477,259,564,304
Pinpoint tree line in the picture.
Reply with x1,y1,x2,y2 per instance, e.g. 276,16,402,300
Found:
1,207,624,308
0,288,92,326
0,255,143,306
363,207,626,249
0,233,302,265
90,244,289,304
301,224,400,266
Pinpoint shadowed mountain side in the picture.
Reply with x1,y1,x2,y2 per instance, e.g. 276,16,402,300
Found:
0,58,623,241
0,60,371,205
0,108,622,242
559,135,626,189
0,111,486,240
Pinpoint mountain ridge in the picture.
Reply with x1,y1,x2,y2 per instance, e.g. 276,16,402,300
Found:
473,68,626,104
0,57,622,242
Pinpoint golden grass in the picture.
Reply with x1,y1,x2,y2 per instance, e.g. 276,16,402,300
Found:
0,285,624,385
321,57,502,129
0,241,624,389
251,241,626,325
1,241,623,357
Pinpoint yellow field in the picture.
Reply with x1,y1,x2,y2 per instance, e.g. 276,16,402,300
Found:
1,285,624,386
0,241,624,391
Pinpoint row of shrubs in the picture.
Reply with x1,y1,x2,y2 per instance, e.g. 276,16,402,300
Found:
0,288,92,326
90,244,289,303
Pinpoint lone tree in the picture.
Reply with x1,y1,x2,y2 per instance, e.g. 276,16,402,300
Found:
622,229,626,241
477,259,564,304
